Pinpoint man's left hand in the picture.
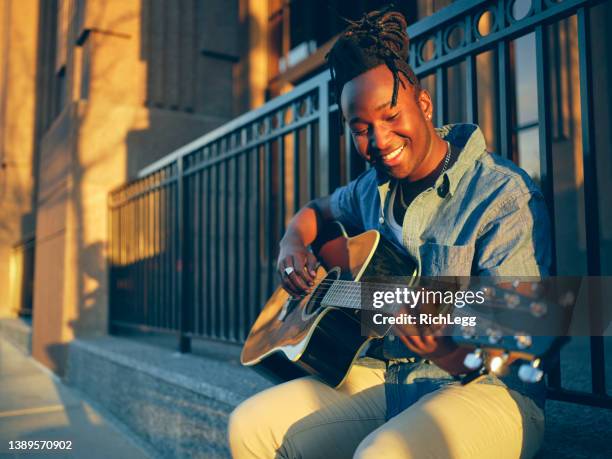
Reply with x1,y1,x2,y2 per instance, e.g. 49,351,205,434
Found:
398,334,458,360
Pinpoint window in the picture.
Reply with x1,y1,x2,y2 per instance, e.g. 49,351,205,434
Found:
54,66,66,119
268,0,418,90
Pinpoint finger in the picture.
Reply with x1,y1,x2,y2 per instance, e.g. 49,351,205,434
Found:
397,334,422,355
420,335,438,350
286,260,311,293
277,256,292,278
282,270,305,296
418,322,434,339
305,252,319,278
281,277,303,298
281,283,301,298
408,334,429,350
292,255,315,288
277,257,289,280
280,274,301,297
406,334,436,354
278,259,304,297
283,257,310,293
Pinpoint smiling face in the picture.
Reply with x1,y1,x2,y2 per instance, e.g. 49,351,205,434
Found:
341,64,441,181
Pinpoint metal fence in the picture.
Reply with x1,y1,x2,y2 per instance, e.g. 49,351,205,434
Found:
108,0,610,408
109,71,347,350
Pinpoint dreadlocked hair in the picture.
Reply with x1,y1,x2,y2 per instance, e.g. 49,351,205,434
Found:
326,7,420,108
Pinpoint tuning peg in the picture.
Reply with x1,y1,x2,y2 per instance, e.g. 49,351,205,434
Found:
482,286,496,299
514,334,533,349
558,291,576,308
518,359,544,383
462,326,476,339
487,328,502,344
463,348,484,370
530,282,544,296
488,353,509,375
504,292,520,308
529,301,547,317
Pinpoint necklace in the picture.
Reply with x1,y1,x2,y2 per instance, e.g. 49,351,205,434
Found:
399,141,451,209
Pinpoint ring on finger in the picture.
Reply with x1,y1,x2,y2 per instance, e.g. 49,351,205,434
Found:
284,266,295,276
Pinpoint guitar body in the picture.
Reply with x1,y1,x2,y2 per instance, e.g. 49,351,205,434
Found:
240,223,417,387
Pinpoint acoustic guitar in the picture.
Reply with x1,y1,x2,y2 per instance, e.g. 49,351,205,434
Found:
241,222,577,387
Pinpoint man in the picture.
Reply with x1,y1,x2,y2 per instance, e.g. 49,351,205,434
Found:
229,8,550,459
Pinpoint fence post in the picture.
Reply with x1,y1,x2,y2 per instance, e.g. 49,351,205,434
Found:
318,80,330,196
177,156,192,353
577,5,605,395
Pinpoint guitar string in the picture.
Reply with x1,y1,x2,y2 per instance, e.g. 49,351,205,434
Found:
295,273,534,297
306,277,545,302
308,283,544,338
309,277,546,292
294,280,544,315
307,277,547,288
296,291,542,323
288,286,554,340
285,282,552,346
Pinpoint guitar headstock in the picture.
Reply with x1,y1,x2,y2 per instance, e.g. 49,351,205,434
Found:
450,278,580,382
457,335,570,382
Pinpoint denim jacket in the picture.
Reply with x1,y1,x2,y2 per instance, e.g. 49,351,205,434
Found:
329,123,551,412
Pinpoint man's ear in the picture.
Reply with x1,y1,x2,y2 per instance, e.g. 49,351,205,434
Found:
417,89,433,120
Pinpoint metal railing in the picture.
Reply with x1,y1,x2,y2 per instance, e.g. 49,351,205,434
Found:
108,0,610,408
108,71,348,350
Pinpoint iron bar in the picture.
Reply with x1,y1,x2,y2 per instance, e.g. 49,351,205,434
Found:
577,6,605,395
497,40,512,160
465,54,478,124
177,157,191,352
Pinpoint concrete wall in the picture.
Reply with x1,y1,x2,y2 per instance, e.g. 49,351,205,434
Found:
0,0,39,318
29,0,249,374
0,0,271,374
234,0,269,114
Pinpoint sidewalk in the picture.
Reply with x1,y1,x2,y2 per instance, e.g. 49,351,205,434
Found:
0,338,157,459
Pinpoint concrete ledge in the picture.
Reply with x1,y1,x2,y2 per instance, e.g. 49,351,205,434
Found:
64,335,271,459
63,335,612,458
0,318,32,355
537,337,612,458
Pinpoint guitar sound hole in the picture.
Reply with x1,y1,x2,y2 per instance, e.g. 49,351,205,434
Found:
303,268,341,318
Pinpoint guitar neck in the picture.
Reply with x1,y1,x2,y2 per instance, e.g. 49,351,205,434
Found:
319,278,463,312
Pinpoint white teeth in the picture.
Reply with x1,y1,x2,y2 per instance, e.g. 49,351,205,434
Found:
382,145,404,161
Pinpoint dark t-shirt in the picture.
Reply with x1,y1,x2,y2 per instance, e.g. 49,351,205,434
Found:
392,143,460,224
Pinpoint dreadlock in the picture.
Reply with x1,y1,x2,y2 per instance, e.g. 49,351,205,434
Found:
326,7,420,111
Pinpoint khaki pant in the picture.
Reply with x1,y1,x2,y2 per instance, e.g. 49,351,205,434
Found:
228,364,545,459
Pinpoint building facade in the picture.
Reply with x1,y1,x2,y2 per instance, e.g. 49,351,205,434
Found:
0,0,262,372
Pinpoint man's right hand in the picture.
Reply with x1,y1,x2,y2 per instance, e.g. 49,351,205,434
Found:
277,241,318,298
276,197,332,298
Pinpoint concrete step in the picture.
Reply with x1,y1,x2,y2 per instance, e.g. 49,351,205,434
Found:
62,335,612,458
64,335,271,459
